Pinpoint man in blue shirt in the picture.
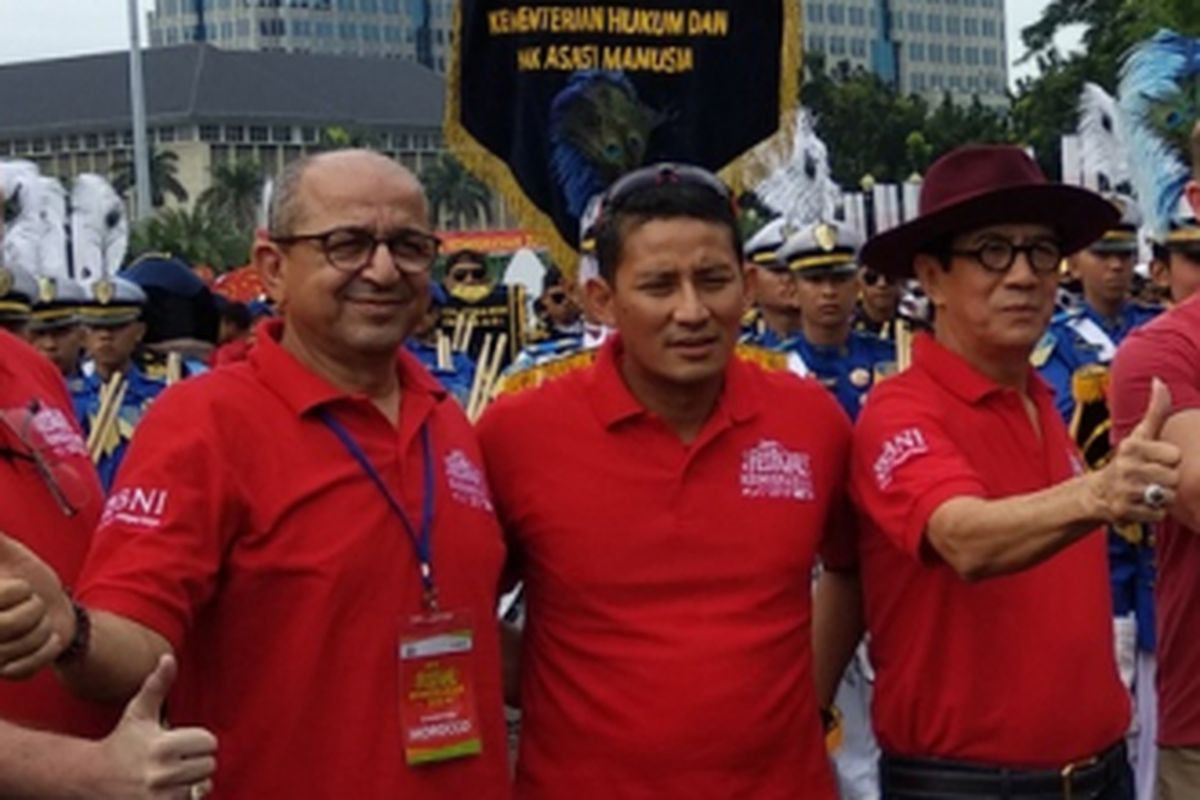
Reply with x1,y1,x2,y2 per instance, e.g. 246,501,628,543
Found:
74,277,166,492
1036,195,1160,421
776,221,895,421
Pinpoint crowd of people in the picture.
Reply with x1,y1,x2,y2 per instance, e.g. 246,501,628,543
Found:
0,121,1198,800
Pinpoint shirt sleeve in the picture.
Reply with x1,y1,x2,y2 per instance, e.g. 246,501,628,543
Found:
77,384,242,652
849,382,987,560
1110,323,1200,443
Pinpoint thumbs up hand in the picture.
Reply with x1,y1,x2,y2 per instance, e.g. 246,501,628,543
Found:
93,654,218,799
0,532,74,679
1090,378,1183,525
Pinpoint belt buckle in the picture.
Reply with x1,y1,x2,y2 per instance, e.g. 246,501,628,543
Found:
1060,755,1098,800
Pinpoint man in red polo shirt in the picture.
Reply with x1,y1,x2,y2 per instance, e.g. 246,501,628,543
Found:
1109,123,1200,799
850,145,1182,799
0,327,216,797
0,150,510,798
478,164,859,799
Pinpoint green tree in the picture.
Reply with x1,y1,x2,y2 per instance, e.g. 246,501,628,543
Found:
318,126,385,150
110,148,189,208
1010,0,1200,178
801,53,1012,186
420,153,493,229
127,206,250,272
199,159,264,236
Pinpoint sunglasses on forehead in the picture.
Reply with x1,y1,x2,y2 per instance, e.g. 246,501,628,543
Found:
602,163,733,211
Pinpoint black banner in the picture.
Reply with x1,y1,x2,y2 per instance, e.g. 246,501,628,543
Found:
446,1,800,270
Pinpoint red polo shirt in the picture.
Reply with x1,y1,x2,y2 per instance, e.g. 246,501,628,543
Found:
1110,294,1200,747
478,337,851,800
850,334,1129,767
78,320,510,799
0,330,115,737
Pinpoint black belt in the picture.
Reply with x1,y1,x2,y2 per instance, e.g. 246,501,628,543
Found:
880,741,1128,799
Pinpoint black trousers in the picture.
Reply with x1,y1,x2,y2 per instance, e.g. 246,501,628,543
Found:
879,743,1135,800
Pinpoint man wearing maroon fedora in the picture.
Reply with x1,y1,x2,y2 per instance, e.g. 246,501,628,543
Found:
847,144,1182,799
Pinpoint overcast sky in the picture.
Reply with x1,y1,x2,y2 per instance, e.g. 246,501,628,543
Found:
0,0,1079,87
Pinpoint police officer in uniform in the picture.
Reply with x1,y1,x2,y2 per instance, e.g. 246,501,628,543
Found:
776,221,896,420
0,263,37,335
404,283,476,407
75,276,167,492
740,217,804,348
1036,195,1160,421
27,276,88,382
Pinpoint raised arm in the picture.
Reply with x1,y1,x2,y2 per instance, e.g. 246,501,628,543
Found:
927,379,1181,581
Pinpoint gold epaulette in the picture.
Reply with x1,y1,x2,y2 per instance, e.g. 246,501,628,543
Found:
1071,363,1110,405
734,343,789,371
1114,522,1145,546
492,349,597,397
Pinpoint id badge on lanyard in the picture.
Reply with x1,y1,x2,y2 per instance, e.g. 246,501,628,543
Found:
399,608,484,764
319,410,483,766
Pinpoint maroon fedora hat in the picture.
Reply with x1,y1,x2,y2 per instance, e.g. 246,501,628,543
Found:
860,145,1120,278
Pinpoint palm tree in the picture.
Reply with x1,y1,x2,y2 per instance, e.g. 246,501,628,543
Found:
199,159,264,235
420,154,493,229
110,148,189,209
127,206,251,272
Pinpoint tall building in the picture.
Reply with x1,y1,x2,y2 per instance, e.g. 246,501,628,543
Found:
148,0,456,72
145,1,1006,104
803,0,1008,106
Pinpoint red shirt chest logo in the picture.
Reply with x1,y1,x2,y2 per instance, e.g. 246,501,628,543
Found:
740,440,814,501
443,449,494,512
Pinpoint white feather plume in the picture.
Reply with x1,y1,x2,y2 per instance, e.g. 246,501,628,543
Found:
70,173,128,287
1,160,43,274
1078,82,1133,195
748,108,841,224
33,177,69,282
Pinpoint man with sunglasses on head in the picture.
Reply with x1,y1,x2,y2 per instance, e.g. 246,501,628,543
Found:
849,144,1182,799
478,163,859,799
0,149,511,798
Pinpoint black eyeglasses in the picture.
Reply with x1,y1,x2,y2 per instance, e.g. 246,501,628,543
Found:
449,266,487,282
273,226,441,275
545,290,570,304
860,268,893,287
948,238,1063,275
0,402,85,517
603,163,732,211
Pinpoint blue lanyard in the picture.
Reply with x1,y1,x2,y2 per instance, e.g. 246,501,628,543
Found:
317,410,439,611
